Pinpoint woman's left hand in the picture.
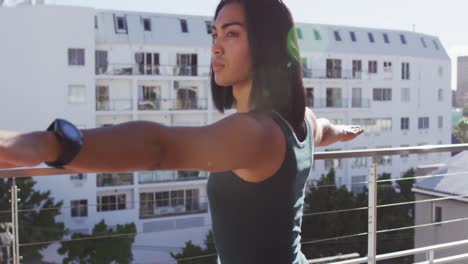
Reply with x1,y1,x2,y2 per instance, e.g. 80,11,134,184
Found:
339,125,364,142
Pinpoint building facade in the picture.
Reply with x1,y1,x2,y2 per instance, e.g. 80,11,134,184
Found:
0,3,452,262
456,56,468,108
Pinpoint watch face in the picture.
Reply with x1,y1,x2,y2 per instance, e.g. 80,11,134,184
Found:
62,121,83,142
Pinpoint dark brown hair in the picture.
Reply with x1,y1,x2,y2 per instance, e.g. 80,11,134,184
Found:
211,0,306,128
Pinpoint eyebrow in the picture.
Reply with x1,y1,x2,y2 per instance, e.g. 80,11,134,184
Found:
212,21,244,31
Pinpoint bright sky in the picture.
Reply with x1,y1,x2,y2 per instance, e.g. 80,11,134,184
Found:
37,0,468,89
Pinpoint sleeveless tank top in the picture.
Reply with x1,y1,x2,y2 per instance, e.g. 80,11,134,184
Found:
207,111,314,264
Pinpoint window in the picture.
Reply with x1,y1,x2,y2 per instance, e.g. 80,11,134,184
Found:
94,16,98,29
143,18,151,31
351,175,367,194
433,39,440,50
70,173,86,181
95,50,108,74
96,86,109,111
296,27,303,39
373,88,392,101
180,19,188,33
68,48,85,66
352,118,392,133
97,193,127,212
401,88,410,102
326,59,342,78
418,117,430,129
351,87,363,107
368,60,377,74
351,148,368,168
421,37,427,48
368,32,375,43
438,66,444,77
438,116,443,128
205,21,213,34
438,88,444,101
383,61,392,72
352,60,362,79
71,200,88,217
401,62,410,80
177,53,198,76
326,88,342,107
400,34,407,44
350,31,356,42
334,30,342,41
376,146,392,166
400,144,410,159
324,149,342,170
68,85,86,104
306,88,314,107
401,117,410,130
433,205,442,224
171,190,185,207
114,15,127,34
313,30,321,40
383,33,390,43
135,52,160,75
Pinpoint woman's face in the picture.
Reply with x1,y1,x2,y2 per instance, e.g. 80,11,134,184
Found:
211,2,252,87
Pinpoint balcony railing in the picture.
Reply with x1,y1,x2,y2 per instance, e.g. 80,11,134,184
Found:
167,98,209,110
138,171,208,184
96,99,133,111
95,64,211,77
1,144,468,264
302,68,381,80
96,173,133,187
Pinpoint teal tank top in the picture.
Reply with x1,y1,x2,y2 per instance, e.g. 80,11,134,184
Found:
207,111,314,264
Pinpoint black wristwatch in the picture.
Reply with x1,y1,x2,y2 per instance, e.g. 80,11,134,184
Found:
45,119,84,169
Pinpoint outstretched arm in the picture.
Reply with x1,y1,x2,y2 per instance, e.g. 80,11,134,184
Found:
0,113,277,176
305,107,364,147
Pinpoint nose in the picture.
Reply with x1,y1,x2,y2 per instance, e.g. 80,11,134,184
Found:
211,39,223,56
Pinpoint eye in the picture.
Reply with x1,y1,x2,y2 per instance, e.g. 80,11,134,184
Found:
227,32,238,37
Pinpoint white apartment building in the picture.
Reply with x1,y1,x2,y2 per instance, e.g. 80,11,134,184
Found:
0,3,451,263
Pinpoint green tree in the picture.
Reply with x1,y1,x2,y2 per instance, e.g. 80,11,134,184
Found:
453,118,468,143
301,168,367,259
0,177,65,263
171,230,217,264
463,104,468,117
301,168,416,263
58,219,136,264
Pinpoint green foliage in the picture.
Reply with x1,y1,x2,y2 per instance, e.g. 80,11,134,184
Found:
463,104,468,117
171,230,217,264
0,177,65,263
302,168,416,263
453,118,468,143
57,219,136,264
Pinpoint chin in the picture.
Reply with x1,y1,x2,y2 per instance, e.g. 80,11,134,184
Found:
214,77,233,87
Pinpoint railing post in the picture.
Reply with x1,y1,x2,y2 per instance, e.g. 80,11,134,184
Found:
10,177,21,264
427,250,434,263
368,157,378,264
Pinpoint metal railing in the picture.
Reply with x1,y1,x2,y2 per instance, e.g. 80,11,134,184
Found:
95,64,211,77
1,144,468,264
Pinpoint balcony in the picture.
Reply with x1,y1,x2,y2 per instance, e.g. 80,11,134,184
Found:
138,171,208,184
137,99,161,111
96,173,133,187
167,98,208,111
95,64,211,77
1,144,468,263
302,68,381,80
96,99,132,112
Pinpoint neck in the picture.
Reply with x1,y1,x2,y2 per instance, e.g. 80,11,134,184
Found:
233,79,253,113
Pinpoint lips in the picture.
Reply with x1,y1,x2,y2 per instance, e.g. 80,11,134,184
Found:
212,61,225,72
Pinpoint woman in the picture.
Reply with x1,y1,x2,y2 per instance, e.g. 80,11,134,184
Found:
0,0,363,263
